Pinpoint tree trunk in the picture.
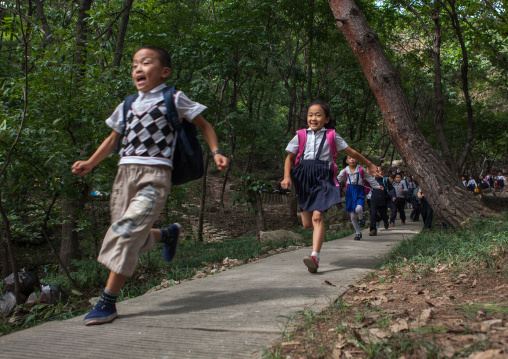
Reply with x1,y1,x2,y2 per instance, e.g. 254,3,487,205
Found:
247,189,266,240
75,0,93,73
431,8,459,175
329,0,493,226
443,0,474,172
33,0,53,45
198,154,211,242
60,197,85,271
0,194,21,303
112,0,135,67
0,239,9,280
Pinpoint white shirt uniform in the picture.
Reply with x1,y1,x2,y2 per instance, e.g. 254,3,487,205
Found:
337,166,380,189
285,128,348,166
106,84,206,167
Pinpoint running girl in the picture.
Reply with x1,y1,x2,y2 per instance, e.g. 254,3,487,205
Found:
281,100,380,273
337,156,380,241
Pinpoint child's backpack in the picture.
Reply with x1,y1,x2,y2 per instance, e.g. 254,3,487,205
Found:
345,166,371,195
293,128,339,186
119,85,204,186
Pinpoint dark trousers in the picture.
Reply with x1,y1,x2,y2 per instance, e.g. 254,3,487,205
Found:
390,198,406,223
420,198,433,228
369,198,389,230
410,198,420,221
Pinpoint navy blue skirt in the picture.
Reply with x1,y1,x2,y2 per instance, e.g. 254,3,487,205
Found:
467,184,475,192
291,160,341,212
345,184,365,212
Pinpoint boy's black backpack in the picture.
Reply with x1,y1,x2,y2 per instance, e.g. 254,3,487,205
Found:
119,85,204,186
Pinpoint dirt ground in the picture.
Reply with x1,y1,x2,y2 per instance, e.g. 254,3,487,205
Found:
269,253,508,359
192,174,298,238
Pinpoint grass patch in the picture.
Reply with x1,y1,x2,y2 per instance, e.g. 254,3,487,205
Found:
381,213,508,272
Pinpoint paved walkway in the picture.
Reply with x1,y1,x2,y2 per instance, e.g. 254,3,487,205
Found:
0,216,422,358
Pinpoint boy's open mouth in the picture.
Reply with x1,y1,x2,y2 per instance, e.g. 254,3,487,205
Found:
136,76,146,84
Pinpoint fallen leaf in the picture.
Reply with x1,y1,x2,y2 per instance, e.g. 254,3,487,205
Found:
411,308,433,328
322,280,337,287
442,345,455,358
390,318,409,333
469,349,507,359
331,347,342,359
480,319,503,333
369,328,389,339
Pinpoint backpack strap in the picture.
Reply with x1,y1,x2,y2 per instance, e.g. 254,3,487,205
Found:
359,166,372,193
326,129,339,186
294,129,307,167
116,93,139,153
162,85,196,156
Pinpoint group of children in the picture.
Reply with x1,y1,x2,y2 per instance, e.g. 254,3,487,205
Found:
71,45,446,326
461,172,507,194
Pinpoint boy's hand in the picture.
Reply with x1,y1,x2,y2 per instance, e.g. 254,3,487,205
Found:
281,178,291,190
392,197,396,202
213,154,229,172
72,161,93,176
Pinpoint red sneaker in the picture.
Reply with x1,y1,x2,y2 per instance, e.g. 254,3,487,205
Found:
303,255,319,273
401,221,405,225
390,223,395,227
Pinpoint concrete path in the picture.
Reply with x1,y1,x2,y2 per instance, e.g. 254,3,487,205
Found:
0,216,422,358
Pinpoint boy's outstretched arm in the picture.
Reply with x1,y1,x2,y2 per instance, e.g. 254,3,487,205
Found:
281,152,296,190
193,115,229,171
343,146,382,177
71,131,120,176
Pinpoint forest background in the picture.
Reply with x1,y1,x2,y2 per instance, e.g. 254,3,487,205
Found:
0,0,507,314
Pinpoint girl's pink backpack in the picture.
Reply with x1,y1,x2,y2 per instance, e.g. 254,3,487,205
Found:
293,129,339,186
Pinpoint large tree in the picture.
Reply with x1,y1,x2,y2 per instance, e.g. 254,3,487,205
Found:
329,0,494,226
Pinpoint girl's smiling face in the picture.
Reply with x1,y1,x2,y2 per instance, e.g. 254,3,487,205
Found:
307,104,330,132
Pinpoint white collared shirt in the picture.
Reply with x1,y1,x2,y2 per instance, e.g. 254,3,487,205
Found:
105,84,206,167
337,166,380,189
285,128,348,165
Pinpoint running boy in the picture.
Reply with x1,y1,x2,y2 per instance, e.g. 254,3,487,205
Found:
72,46,228,325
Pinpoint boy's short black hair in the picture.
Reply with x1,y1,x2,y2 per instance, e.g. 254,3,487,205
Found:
135,46,172,69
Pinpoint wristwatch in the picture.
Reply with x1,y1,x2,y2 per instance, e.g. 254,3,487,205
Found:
212,150,224,157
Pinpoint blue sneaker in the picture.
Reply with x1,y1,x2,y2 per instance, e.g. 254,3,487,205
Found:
83,302,117,325
162,223,182,262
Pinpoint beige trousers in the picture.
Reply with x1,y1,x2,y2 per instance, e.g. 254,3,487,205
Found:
98,164,172,276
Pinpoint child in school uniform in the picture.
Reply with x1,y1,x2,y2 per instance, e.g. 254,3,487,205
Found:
72,46,228,325
390,173,408,225
467,175,477,194
281,100,380,273
337,157,381,240
497,172,506,194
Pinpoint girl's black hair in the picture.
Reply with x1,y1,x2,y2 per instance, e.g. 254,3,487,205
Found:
134,46,172,69
307,99,336,129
